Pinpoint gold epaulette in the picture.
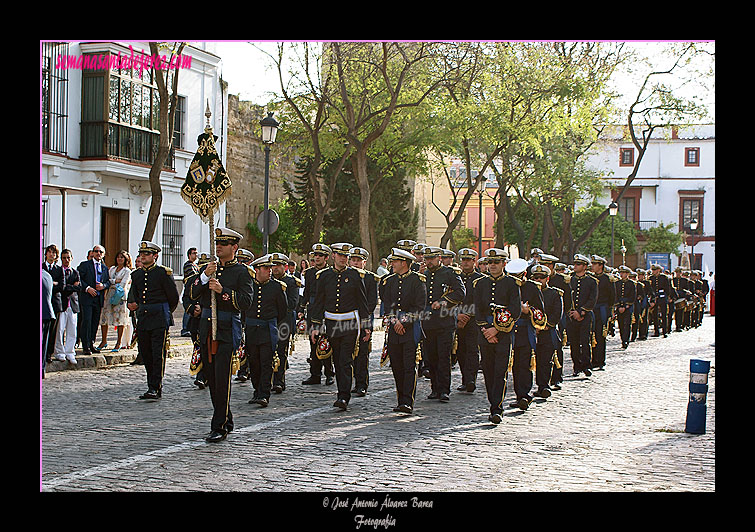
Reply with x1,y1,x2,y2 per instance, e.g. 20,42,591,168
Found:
414,271,426,282
293,275,303,288
275,278,287,291
381,272,396,285
315,266,331,279
550,286,564,296
528,279,542,289
472,276,485,288
451,266,462,274
160,265,173,276
353,267,367,278
506,274,524,286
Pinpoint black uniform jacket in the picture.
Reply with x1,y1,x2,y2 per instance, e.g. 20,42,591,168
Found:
614,279,636,310
310,266,370,338
128,264,180,330
648,273,671,301
568,273,598,316
473,272,522,334
380,270,427,345
422,264,465,330
298,266,327,320
541,285,564,329
595,272,615,308
457,270,484,329
246,276,288,345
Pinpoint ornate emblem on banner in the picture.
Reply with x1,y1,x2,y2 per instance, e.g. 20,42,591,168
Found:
316,335,332,360
180,129,232,223
491,304,515,333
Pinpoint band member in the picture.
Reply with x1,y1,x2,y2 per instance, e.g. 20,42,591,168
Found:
420,246,465,403
590,255,614,370
245,254,288,407
309,243,371,411
455,248,484,393
380,248,427,414
681,270,693,329
648,263,670,338
127,241,180,400
184,252,212,389
566,254,597,377
189,228,253,443
348,247,378,397
440,249,457,268
270,252,299,394
411,243,427,273
614,265,636,349
547,261,570,389
473,248,522,424
299,243,335,385
530,264,563,399
233,248,255,383
630,269,644,342
671,268,688,332
691,270,709,327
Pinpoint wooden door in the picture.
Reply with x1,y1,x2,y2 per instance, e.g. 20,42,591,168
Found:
101,207,129,268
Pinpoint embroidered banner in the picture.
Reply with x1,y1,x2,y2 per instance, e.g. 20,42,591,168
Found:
180,130,231,223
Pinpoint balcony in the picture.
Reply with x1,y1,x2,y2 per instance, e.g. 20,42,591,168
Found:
80,121,174,170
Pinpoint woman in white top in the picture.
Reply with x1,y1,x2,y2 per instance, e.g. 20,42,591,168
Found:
98,250,133,351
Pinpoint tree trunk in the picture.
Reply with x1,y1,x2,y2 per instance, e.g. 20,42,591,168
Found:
354,148,373,270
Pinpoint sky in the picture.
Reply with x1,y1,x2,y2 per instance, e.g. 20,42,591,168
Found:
213,41,715,118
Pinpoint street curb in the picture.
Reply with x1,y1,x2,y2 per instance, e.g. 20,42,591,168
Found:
44,340,195,373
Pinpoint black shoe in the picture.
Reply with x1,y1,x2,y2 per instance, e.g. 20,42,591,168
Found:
90,346,101,354
517,397,530,410
584,368,592,377
333,399,348,410
302,376,321,385
234,375,247,382
325,376,335,385
534,388,551,399
489,413,502,424
194,380,206,390
257,398,269,407
457,383,468,391
139,390,159,400
466,383,476,393
205,430,227,443
396,404,412,414
353,388,366,397
551,383,561,391
272,385,283,394
427,392,440,400
439,393,450,402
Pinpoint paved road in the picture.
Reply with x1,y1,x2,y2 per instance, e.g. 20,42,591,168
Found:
40,316,715,494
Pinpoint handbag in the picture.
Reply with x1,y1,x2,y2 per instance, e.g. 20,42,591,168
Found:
109,284,125,306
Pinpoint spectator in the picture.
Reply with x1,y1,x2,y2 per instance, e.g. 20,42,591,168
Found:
42,268,54,378
53,249,81,364
99,250,133,352
77,244,111,355
181,247,199,337
43,244,61,362
376,258,390,277
297,259,309,279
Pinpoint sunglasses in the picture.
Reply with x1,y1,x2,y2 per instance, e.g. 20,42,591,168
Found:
487,259,503,264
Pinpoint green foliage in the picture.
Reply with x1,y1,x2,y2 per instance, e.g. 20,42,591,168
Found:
641,222,686,254
451,227,477,252
246,197,303,256
571,202,637,258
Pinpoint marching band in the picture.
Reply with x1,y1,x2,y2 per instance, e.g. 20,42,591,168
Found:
168,233,710,441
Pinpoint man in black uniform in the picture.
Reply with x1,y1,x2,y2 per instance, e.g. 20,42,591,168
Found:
614,265,636,349
233,248,255,383
455,248,484,393
420,246,465,403
530,264,563,399
638,269,653,340
245,254,288,407
183,252,211,389
691,270,709,328
270,252,299,394
648,263,670,338
309,243,371,411
566,254,597,377
348,247,378,397
380,248,426,414
299,243,335,386
630,269,644,343
473,248,521,424
548,261,570,390
590,255,614,370
189,228,253,443
127,241,180,400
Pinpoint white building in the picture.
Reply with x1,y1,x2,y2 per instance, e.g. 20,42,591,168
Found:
41,41,229,276
586,124,715,273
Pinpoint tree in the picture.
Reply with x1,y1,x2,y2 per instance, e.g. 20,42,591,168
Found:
246,197,302,256
142,41,186,241
641,222,686,254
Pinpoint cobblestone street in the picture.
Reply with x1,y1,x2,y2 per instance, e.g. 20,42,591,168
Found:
40,316,715,495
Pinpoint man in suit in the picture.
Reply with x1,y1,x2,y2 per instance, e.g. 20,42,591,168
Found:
52,249,81,364
77,244,111,355
43,244,61,361
42,268,54,378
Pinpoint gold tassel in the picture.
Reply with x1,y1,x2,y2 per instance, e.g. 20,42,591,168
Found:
272,352,280,372
507,345,514,373
591,332,597,348
530,349,536,372
552,352,562,369
451,331,458,355
352,333,360,360
231,347,241,375
562,329,568,347
415,342,422,364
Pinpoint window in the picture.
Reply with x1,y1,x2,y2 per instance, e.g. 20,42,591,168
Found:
685,147,700,167
173,95,185,149
681,198,702,233
617,196,635,224
42,42,69,155
161,215,183,275
620,148,634,167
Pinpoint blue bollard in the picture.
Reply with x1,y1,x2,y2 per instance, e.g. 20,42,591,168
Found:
685,359,710,434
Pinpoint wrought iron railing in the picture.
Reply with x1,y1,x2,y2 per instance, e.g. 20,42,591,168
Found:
80,121,174,169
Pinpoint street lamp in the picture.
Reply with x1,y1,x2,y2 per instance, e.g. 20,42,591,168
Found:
609,201,618,267
689,218,698,270
260,112,279,255
478,175,487,257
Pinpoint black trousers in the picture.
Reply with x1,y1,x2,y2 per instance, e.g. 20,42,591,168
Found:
423,327,454,395
137,326,169,392
512,344,533,400
592,305,608,368
651,299,668,336
566,312,593,373
200,340,235,435
308,325,334,379
617,306,633,345
550,323,565,386
331,331,358,403
353,337,370,391
535,333,555,392
79,302,102,350
248,341,275,400
479,332,512,416
456,324,479,387
273,337,289,389
388,340,418,408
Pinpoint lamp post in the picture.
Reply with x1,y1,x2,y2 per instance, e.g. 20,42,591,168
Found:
478,175,487,257
609,201,618,267
259,112,279,255
689,218,698,270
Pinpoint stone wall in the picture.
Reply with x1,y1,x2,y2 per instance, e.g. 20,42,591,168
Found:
225,94,297,257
